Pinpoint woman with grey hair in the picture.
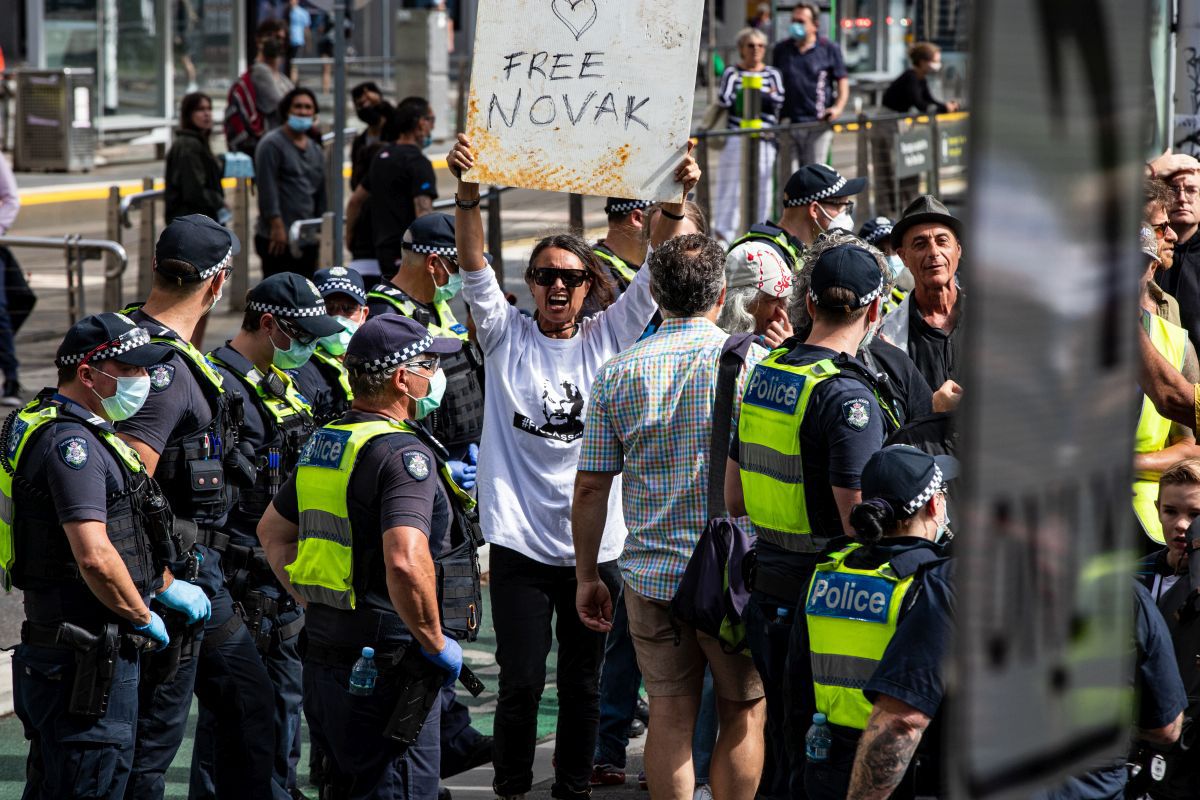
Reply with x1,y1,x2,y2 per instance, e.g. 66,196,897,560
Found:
790,231,940,423
713,28,786,244
718,239,795,347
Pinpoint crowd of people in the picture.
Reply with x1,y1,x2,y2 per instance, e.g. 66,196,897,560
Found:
10,5,1200,800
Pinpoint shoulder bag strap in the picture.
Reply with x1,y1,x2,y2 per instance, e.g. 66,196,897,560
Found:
707,333,756,520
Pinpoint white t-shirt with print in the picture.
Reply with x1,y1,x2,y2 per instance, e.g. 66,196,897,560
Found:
463,265,657,566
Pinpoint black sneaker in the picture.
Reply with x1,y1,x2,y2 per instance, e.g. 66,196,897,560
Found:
0,381,22,407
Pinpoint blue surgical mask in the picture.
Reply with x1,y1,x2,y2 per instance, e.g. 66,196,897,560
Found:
408,368,446,420
790,21,808,39
287,114,314,133
93,371,151,421
271,329,317,370
934,495,953,544
318,316,360,357
885,255,905,283
433,272,463,304
422,134,433,148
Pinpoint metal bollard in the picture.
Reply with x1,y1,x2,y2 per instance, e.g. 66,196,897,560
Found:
856,111,872,220
319,212,336,269
695,137,712,230
137,177,156,300
230,178,251,311
486,186,504,284
568,194,584,235
105,185,123,310
928,109,942,198
740,74,763,238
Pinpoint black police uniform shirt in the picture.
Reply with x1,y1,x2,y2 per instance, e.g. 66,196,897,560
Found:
906,290,965,391
116,308,228,594
288,357,337,425
20,396,141,625
273,410,452,647
862,338,933,424
730,343,887,566
1038,583,1188,800
363,143,438,274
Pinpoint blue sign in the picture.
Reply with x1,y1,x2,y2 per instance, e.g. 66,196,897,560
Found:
299,428,352,470
805,572,895,624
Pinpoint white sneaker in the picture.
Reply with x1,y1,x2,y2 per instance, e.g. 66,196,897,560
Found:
693,785,713,800
0,394,22,407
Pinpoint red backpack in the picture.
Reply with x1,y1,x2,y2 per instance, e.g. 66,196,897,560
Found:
224,70,265,157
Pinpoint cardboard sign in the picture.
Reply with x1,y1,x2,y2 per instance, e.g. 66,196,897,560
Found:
464,0,705,200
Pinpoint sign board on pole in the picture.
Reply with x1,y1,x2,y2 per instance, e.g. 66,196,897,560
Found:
938,115,968,169
950,0,1150,797
894,122,933,179
463,0,705,201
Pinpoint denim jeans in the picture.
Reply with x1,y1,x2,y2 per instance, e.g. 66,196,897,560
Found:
692,668,718,786
595,585,643,769
489,544,622,798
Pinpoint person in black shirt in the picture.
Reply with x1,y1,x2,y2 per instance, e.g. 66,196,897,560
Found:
346,96,438,281
881,42,958,115
347,82,394,284
880,196,966,400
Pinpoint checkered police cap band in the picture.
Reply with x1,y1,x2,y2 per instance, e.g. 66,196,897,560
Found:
808,274,885,309
246,300,328,318
317,278,368,303
604,200,654,215
402,242,458,257
866,223,893,244
903,465,944,515
785,175,848,207
56,326,152,368
351,333,434,374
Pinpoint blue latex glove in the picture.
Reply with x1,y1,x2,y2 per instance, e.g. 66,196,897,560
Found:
134,610,170,651
155,579,212,624
448,460,477,491
420,638,463,688
466,443,479,466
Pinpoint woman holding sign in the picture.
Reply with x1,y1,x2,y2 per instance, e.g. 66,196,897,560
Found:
448,133,699,800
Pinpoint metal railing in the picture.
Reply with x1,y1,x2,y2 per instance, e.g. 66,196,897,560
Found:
0,235,127,323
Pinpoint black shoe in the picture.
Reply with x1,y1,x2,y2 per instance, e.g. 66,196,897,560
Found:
626,718,646,738
439,788,453,800
290,790,312,800
635,697,649,724
464,734,494,771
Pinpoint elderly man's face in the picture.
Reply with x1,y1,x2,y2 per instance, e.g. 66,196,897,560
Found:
898,223,961,291
1170,173,1200,227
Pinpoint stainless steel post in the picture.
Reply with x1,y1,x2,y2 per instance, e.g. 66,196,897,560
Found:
137,176,155,300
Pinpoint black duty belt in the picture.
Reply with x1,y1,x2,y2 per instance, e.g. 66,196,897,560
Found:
305,640,407,669
193,526,230,553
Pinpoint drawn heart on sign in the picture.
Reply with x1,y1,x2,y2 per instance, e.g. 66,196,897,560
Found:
551,0,598,41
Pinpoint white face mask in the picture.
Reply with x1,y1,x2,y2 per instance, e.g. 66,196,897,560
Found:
928,61,942,73
818,204,853,233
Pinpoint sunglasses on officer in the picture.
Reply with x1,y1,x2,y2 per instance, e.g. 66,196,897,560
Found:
275,317,317,346
530,268,591,288
403,356,440,375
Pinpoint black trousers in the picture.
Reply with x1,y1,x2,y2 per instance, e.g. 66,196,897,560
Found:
255,235,319,280
489,544,622,799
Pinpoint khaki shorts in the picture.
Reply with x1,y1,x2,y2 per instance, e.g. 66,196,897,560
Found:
624,587,765,702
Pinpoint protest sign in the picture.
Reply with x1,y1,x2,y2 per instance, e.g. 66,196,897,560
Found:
464,0,705,200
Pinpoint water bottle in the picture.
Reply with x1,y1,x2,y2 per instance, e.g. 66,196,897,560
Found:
776,607,791,624
805,712,831,763
349,646,377,696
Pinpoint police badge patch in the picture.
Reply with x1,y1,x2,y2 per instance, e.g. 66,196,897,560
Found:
149,363,175,392
842,398,871,431
59,437,89,469
403,451,431,481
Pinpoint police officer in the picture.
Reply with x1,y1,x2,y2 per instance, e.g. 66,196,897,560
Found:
6,313,211,798
797,444,955,799
258,314,484,799
857,216,909,313
366,213,484,460
729,163,866,272
290,266,370,425
594,198,653,293
725,242,899,800
116,214,278,799
201,273,340,796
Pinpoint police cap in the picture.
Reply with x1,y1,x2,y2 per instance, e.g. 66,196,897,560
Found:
313,266,368,306
808,244,883,309
857,216,894,247
246,273,344,339
402,213,457,258
345,315,461,375
783,164,866,208
862,445,960,518
604,198,654,216
154,214,241,284
55,312,172,369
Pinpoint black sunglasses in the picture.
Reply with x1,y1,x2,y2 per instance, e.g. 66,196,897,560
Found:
530,268,590,288
276,317,317,346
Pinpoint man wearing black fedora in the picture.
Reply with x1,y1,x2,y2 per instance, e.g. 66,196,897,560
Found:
880,195,966,407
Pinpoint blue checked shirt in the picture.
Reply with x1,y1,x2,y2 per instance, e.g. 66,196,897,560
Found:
578,317,766,601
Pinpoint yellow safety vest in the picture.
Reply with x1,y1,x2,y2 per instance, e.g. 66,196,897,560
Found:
312,347,353,405
738,352,899,546
287,418,475,610
805,543,925,729
367,284,470,340
1134,314,1189,543
593,246,639,286
730,224,804,271
0,403,145,589
882,286,907,316
208,348,313,430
